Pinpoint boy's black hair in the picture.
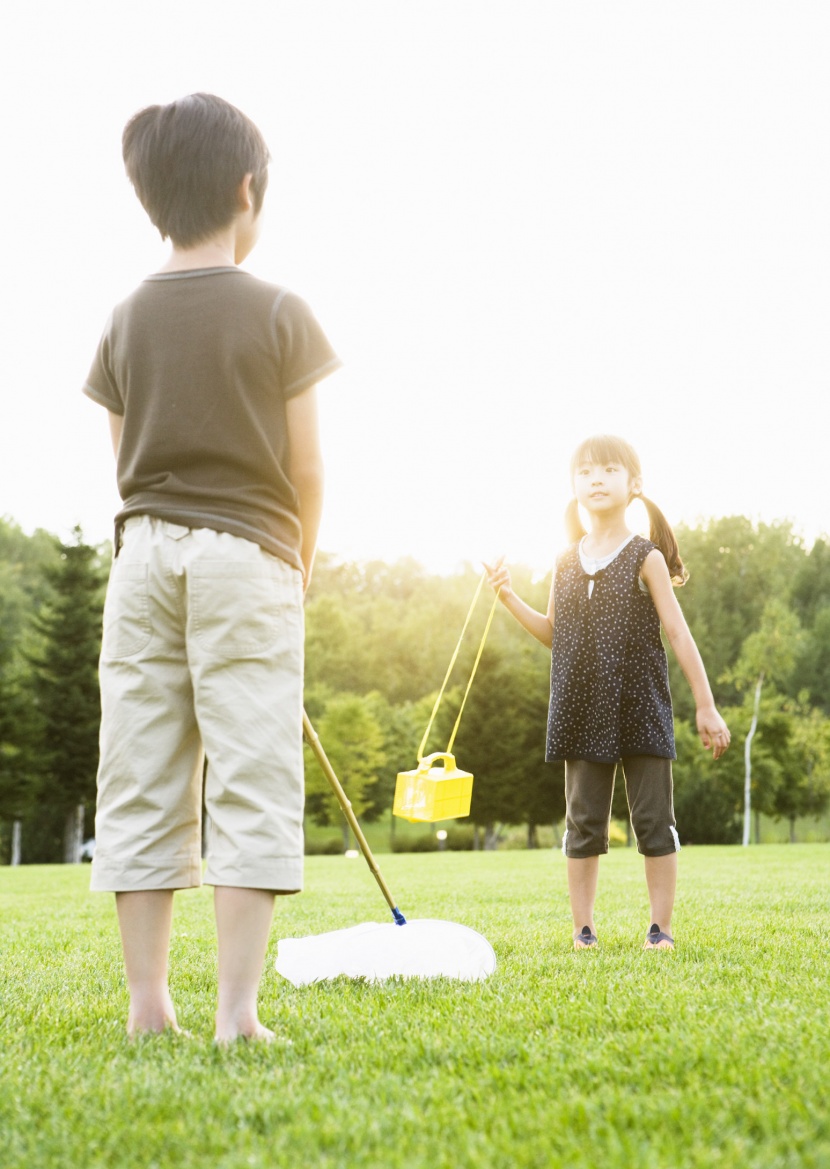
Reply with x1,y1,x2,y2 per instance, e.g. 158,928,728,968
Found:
122,93,270,248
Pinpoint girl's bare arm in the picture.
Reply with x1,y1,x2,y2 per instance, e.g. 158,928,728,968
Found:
641,549,730,759
484,559,554,648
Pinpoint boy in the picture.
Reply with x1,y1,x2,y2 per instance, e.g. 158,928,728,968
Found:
83,94,340,1041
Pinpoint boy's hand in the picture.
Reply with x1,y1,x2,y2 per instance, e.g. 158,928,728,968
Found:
696,706,731,760
483,557,511,597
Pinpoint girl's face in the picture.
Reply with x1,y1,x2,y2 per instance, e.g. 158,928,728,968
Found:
573,460,641,514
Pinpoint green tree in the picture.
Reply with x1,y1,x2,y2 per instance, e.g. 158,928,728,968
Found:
0,518,62,650
306,557,552,708
793,606,830,715
0,519,62,863
671,718,743,844
305,693,387,850
791,537,830,626
500,647,564,847
361,691,442,824
788,536,830,713
723,598,802,846
30,528,106,863
768,700,830,841
304,594,371,696
306,555,459,704
447,651,550,849
0,663,39,860
670,518,804,719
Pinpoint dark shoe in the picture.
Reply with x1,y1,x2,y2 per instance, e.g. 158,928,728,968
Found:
643,923,674,950
574,925,597,949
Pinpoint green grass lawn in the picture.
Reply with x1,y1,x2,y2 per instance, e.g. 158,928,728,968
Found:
1,845,828,1169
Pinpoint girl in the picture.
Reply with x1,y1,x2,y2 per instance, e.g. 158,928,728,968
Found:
485,435,729,951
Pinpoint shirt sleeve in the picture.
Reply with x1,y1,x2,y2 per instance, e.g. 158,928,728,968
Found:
82,313,125,414
272,291,342,399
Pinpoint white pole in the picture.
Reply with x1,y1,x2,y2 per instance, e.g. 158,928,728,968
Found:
63,804,85,864
743,673,764,847
11,820,22,866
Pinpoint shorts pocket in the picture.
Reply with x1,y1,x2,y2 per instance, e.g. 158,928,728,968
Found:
101,563,152,659
189,561,299,658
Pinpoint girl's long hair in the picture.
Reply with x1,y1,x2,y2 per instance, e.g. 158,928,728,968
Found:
565,435,688,586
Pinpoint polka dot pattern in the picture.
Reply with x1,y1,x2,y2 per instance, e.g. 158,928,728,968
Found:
546,536,675,764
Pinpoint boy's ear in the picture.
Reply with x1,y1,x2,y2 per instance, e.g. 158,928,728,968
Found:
237,173,254,211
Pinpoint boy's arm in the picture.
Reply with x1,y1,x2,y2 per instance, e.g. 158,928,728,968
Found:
641,549,730,759
285,386,324,592
484,559,554,648
108,411,123,457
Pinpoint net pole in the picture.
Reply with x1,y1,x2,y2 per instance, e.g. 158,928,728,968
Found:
303,711,406,924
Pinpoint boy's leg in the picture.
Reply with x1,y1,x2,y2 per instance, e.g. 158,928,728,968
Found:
183,529,305,1038
563,759,616,944
622,755,679,940
93,520,204,895
214,887,276,1042
116,890,180,1034
94,518,206,1033
186,531,305,895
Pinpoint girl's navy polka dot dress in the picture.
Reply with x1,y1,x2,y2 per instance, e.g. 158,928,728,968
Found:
546,535,675,764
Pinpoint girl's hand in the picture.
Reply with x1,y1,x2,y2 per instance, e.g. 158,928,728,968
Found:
696,706,731,760
483,557,512,597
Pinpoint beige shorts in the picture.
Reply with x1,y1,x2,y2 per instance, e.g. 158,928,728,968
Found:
91,516,305,893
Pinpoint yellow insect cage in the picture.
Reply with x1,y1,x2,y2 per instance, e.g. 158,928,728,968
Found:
393,571,502,825
393,753,474,824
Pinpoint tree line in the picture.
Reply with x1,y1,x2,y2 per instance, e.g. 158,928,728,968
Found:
2,514,829,863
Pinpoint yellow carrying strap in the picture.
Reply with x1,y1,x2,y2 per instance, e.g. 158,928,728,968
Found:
416,572,501,762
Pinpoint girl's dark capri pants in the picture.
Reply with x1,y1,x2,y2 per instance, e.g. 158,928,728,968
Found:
562,756,680,858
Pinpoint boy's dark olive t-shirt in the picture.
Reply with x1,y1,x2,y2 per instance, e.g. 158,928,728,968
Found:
83,267,341,570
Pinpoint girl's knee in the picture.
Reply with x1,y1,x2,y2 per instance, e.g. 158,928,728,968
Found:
562,821,610,858
632,817,680,856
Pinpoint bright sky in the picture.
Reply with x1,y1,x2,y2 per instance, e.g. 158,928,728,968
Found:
2,2,828,574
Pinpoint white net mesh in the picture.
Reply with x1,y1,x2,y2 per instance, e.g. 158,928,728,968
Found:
275,919,496,986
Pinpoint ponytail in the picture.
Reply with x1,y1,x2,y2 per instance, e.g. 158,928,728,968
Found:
564,492,689,587
640,495,688,586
